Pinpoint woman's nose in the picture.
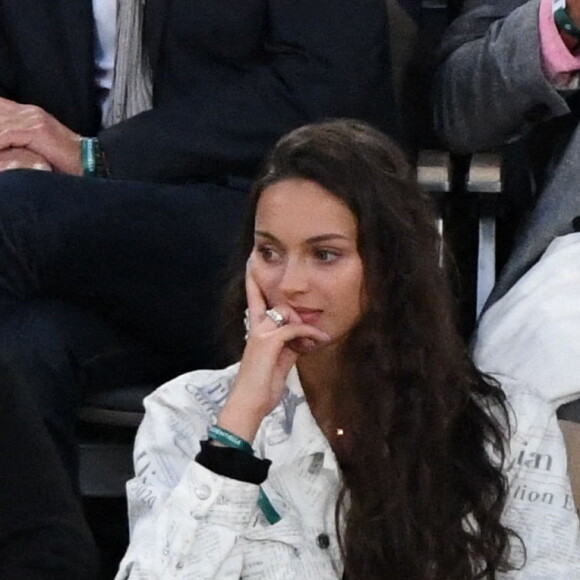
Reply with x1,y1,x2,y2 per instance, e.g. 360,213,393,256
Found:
278,259,309,295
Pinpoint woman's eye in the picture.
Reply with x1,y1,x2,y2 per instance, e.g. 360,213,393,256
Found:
257,246,280,262
314,249,339,262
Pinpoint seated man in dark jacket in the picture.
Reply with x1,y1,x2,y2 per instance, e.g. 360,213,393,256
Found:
0,0,396,576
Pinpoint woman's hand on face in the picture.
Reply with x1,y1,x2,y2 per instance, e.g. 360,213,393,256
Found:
217,261,330,443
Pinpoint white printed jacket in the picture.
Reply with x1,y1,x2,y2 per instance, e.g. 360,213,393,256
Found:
115,364,344,579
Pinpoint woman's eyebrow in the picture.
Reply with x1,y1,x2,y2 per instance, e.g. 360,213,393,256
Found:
254,231,350,243
254,230,278,242
306,234,349,243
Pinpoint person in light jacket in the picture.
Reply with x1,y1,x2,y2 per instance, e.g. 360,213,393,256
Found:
116,119,519,579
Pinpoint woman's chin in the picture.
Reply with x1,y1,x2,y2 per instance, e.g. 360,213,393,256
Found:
287,337,327,354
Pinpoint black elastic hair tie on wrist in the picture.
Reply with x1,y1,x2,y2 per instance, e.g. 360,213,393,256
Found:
196,440,271,484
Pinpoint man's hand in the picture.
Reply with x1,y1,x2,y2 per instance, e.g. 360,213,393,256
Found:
0,97,82,175
0,148,52,172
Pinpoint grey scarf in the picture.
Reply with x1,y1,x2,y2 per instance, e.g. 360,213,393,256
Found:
103,0,153,128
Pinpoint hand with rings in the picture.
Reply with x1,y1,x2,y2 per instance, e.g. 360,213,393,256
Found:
217,262,330,443
243,307,287,338
265,308,286,328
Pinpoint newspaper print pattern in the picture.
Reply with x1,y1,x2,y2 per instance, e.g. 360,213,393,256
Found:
115,364,344,579
475,233,580,579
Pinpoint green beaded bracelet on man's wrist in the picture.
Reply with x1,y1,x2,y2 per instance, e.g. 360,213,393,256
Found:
80,137,98,176
80,137,109,177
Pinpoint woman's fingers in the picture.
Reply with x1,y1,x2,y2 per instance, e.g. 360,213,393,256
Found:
262,303,301,327
250,321,330,349
245,258,322,340
281,323,330,345
235,322,329,409
245,259,267,329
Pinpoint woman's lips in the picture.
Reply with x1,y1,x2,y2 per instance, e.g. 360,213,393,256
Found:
293,308,322,324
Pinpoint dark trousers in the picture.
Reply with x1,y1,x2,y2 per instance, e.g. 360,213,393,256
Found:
0,169,249,480
0,368,99,579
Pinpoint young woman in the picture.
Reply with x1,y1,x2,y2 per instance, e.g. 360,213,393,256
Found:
115,119,517,579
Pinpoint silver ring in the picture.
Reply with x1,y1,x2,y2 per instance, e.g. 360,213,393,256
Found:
265,308,286,327
243,308,250,340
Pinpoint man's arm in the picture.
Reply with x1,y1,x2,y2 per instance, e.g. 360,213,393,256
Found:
99,0,393,182
434,0,572,153
0,17,72,173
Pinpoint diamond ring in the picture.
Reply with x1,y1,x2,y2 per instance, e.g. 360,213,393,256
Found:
265,308,286,327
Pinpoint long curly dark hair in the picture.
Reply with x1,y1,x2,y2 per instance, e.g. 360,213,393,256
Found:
222,119,519,579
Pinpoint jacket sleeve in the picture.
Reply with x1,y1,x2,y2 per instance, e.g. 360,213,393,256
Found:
434,0,573,153
115,378,261,579
0,17,14,98
99,0,393,182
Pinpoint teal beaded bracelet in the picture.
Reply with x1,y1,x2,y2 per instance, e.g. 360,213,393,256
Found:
80,137,98,176
208,425,254,455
